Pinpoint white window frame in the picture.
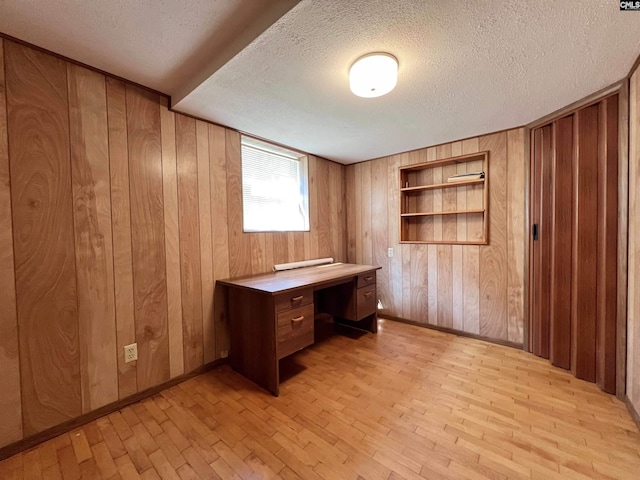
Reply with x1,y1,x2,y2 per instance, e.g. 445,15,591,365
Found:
241,135,310,233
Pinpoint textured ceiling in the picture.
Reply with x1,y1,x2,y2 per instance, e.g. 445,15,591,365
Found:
0,0,299,94
174,0,640,164
1,1,640,164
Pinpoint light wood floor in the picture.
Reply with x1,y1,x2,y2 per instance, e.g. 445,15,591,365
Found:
1,318,639,480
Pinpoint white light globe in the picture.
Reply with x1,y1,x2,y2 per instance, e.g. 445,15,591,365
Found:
349,53,398,98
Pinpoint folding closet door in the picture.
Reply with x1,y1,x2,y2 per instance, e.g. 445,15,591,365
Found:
529,94,618,394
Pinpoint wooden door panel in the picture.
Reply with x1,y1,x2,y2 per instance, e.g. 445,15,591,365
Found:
550,115,573,370
571,104,599,383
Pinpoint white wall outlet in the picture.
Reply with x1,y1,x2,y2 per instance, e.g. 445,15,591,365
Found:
221,350,229,359
388,247,394,258
124,343,138,363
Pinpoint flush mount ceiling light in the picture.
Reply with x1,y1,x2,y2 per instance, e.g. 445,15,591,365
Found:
349,52,398,98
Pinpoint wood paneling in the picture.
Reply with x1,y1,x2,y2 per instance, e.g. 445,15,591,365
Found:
126,85,170,391
629,69,640,413
160,98,184,379
0,39,348,450
175,114,203,373
107,78,138,399
68,63,118,412
347,129,526,343
479,132,508,341
6,40,81,435
571,104,599,382
0,37,22,445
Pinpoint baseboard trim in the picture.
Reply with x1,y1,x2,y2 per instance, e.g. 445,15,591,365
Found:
381,315,524,350
625,396,640,433
0,358,228,461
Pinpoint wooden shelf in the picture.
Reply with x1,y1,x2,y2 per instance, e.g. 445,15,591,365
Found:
400,209,485,218
399,151,489,244
400,178,484,192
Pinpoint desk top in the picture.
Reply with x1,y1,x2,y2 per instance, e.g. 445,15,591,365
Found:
217,263,380,295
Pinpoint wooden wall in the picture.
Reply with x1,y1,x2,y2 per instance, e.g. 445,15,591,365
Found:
0,39,347,448
628,69,640,415
346,129,527,344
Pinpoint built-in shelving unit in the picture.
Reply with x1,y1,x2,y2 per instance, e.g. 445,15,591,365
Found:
399,151,489,244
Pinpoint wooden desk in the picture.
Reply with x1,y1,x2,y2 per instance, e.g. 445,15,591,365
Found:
218,263,381,395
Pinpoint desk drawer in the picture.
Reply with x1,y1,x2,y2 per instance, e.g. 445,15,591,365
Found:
357,272,376,288
356,286,376,319
275,288,313,312
277,303,314,359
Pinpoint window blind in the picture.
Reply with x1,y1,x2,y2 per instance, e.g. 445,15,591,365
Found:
241,137,309,232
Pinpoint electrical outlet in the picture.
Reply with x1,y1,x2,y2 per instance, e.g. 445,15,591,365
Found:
124,343,138,363
388,247,394,258
221,350,229,359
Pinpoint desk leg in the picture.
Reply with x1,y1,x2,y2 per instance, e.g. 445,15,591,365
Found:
228,288,279,395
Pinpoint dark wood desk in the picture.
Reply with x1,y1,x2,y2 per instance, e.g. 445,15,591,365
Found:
218,263,381,395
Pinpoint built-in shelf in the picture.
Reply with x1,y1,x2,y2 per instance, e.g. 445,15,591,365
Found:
400,178,485,192
400,209,485,217
399,151,489,245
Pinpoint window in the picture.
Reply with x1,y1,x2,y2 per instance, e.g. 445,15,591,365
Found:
241,136,309,232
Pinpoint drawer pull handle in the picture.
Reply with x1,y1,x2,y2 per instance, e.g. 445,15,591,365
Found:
363,291,373,297
291,315,304,324
364,276,373,281
291,295,304,302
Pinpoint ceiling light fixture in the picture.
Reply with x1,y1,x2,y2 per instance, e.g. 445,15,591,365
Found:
349,52,398,98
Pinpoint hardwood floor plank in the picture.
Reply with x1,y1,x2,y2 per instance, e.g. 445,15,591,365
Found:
3,320,638,479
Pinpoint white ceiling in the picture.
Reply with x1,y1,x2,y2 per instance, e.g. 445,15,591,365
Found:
1,1,640,164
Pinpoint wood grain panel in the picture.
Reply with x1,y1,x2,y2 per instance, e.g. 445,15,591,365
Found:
399,154,412,319
354,163,363,265
478,132,508,341
571,104,599,382
226,130,251,277
451,245,463,331
387,155,402,317
175,114,203,373
436,245,453,329
410,245,429,323
67,63,118,412
330,161,345,262
126,85,169,391
159,99,183,379
461,138,480,335
549,116,573,370
371,157,389,313
426,245,438,325
346,166,356,263
630,70,640,407
506,128,526,345
195,120,215,365
6,40,81,435
317,159,332,258
0,37,23,447
361,162,372,264
435,145,454,329
308,155,319,260
106,78,137,398
208,124,229,360
250,233,267,274
596,95,618,394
